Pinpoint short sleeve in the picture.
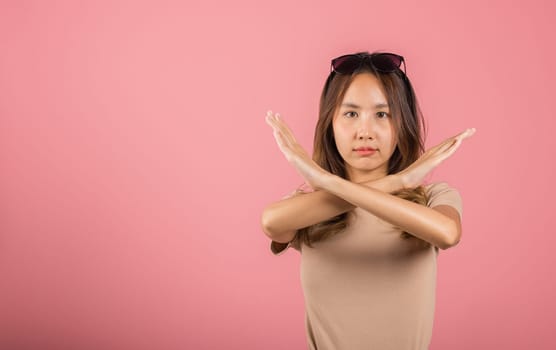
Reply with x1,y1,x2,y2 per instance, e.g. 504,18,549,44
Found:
425,182,463,219
271,240,292,255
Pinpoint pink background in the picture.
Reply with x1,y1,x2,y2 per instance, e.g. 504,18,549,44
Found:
1,0,554,348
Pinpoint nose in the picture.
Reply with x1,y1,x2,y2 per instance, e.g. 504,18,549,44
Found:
357,114,376,139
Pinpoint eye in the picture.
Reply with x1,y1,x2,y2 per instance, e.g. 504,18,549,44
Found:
344,111,357,118
377,111,390,118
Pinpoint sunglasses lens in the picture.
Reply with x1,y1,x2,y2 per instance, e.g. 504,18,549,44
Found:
332,55,361,74
371,54,402,72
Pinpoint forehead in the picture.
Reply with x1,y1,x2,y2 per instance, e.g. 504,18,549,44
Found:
341,73,388,108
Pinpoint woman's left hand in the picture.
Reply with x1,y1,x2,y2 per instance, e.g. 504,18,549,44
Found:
265,110,332,191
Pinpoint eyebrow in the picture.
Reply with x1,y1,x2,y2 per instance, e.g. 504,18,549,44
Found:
341,102,389,109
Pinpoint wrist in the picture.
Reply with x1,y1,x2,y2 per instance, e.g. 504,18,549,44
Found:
320,173,340,192
356,174,402,194
390,174,407,192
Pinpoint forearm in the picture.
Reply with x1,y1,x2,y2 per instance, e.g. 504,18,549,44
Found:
261,175,403,236
322,175,456,249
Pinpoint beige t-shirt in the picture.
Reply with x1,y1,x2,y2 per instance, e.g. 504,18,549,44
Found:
270,182,463,350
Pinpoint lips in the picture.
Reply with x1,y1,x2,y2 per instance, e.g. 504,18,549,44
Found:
355,148,376,156
354,147,377,151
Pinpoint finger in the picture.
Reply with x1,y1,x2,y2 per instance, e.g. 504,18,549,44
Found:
266,113,283,134
273,113,299,148
452,128,476,141
265,114,274,127
442,133,467,157
266,111,275,126
273,128,287,151
273,131,292,161
276,127,297,158
447,129,475,150
429,137,457,155
432,127,476,153
266,114,285,136
444,137,463,158
448,128,475,153
268,114,296,151
460,128,476,140
268,115,282,142
429,132,460,153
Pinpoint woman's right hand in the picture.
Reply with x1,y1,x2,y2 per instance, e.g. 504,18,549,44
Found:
397,128,476,189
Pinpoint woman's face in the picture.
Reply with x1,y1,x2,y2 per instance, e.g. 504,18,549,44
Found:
332,72,397,183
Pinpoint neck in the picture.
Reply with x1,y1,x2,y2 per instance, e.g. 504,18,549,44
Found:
347,169,388,184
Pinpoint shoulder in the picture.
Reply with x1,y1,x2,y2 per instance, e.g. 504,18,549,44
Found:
424,181,463,218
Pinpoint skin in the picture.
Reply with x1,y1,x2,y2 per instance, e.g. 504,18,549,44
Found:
332,73,397,183
262,72,476,250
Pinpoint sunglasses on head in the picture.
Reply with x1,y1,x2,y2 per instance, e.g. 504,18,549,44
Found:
330,52,406,76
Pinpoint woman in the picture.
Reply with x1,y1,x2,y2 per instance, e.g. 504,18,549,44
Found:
261,51,475,349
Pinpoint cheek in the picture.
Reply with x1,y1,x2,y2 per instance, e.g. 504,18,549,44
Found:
390,133,397,150
387,123,398,149
333,123,352,151
333,121,351,139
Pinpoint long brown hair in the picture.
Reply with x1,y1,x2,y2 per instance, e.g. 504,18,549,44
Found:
291,51,430,250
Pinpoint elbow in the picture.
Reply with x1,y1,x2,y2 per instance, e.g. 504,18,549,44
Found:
261,210,274,239
261,208,281,240
438,221,461,250
261,209,295,244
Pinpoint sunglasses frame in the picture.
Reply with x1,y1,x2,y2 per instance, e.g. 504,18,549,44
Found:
330,52,407,76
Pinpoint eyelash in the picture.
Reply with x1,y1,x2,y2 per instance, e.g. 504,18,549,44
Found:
344,111,390,118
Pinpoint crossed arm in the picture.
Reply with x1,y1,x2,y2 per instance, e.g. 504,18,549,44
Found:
262,112,473,251
261,174,461,250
